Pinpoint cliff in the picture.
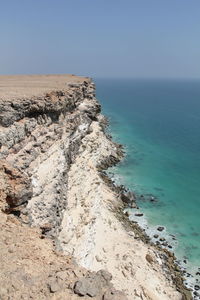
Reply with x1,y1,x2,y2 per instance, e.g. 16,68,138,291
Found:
0,75,191,300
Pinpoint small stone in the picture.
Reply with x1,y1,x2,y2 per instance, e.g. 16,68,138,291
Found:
128,231,135,237
40,223,52,234
95,255,102,262
153,234,159,239
125,211,131,217
74,281,87,296
103,289,128,300
146,254,154,264
56,271,68,280
48,281,60,293
97,270,112,282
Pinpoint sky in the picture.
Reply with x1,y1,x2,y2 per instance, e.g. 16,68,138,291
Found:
1,0,200,78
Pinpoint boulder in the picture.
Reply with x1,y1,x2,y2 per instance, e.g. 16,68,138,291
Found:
0,161,33,209
74,269,113,297
74,279,99,297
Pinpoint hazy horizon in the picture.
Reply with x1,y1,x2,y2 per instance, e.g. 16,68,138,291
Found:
1,0,200,79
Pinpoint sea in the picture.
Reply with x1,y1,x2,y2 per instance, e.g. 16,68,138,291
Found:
95,78,200,286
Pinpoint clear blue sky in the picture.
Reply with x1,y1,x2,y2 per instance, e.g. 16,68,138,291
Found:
1,0,200,78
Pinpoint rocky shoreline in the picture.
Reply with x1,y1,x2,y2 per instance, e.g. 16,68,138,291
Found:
105,147,199,298
97,150,194,299
0,75,193,299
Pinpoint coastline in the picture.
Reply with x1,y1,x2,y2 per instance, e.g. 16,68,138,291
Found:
96,128,193,300
102,112,199,298
0,75,192,299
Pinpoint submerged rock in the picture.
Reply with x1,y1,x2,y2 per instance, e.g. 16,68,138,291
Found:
135,213,143,217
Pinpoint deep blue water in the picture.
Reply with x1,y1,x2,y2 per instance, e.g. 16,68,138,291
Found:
95,78,200,274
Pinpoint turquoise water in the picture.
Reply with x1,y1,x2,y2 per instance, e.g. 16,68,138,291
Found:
95,79,200,274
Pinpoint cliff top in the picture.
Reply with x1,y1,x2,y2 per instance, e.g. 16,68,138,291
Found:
0,74,89,101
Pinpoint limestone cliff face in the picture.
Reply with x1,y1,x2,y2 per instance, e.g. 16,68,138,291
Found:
0,75,190,300
0,77,125,299
0,79,105,230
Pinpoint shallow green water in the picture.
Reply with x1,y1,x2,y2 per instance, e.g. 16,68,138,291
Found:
95,79,200,274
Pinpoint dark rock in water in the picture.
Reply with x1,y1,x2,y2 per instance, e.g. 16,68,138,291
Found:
135,213,143,217
168,245,172,249
150,196,156,202
119,193,130,204
145,193,158,203
183,259,187,264
192,232,199,237
159,237,165,242
153,234,159,239
194,291,199,297
119,191,138,209
194,285,200,291
130,203,137,208
119,191,135,205
126,191,135,201
162,242,168,247
118,185,128,193
157,226,164,232
154,187,163,192
196,272,200,276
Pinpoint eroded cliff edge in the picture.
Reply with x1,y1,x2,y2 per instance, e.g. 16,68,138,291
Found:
0,75,191,300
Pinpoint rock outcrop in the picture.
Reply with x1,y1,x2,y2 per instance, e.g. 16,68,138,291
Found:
0,75,191,300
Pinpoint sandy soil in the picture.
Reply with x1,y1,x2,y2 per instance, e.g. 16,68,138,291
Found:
0,74,88,100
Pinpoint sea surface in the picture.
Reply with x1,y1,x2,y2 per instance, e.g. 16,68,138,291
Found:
95,78,200,279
